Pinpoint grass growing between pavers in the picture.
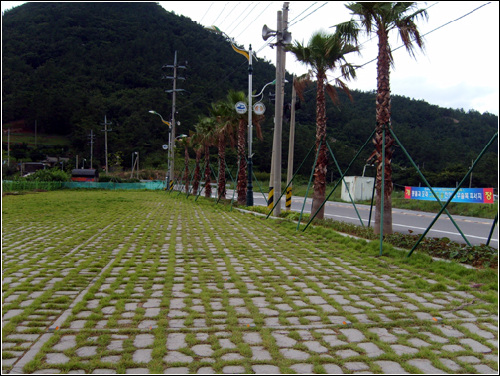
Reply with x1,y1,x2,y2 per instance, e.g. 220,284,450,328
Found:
2,190,498,374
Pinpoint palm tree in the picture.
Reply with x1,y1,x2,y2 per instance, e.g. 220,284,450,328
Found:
176,135,190,194
338,2,428,235
190,135,203,196
224,90,250,205
210,100,235,200
193,116,217,198
287,30,359,219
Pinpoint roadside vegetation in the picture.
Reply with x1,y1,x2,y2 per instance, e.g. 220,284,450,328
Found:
244,203,498,270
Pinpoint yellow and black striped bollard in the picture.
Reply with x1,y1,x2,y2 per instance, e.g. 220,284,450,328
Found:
267,187,274,210
286,186,292,210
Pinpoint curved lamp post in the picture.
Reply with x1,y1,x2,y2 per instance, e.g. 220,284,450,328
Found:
253,80,276,102
149,110,173,188
208,26,256,206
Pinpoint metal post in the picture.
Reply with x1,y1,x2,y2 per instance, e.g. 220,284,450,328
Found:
407,132,498,257
368,178,376,228
286,75,296,211
486,214,498,247
247,44,254,206
389,128,472,246
379,126,386,256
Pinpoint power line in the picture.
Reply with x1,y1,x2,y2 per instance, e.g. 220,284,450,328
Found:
224,2,255,35
234,2,274,40
212,2,229,26
289,2,329,28
219,2,241,30
289,2,318,24
320,2,493,89
199,2,214,24
228,2,260,35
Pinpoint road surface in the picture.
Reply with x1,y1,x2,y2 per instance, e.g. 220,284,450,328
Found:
243,190,498,249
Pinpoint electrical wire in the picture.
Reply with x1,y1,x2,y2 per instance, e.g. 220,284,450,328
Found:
234,2,274,40
199,2,214,24
289,2,329,28
289,2,318,24
227,2,260,35
211,2,229,26
319,2,492,91
218,2,241,30
223,2,255,35
172,2,494,117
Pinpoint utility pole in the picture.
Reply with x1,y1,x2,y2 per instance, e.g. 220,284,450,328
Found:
271,2,289,217
286,74,296,211
88,129,95,169
7,128,10,166
163,51,187,190
101,115,112,175
469,160,473,188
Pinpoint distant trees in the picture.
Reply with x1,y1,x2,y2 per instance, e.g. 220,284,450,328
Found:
2,2,496,191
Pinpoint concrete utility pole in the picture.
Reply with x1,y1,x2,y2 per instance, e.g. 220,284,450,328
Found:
101,115,112,174
163,51,187,190
286,74,296,211
89,129,95,169
271,2,289,217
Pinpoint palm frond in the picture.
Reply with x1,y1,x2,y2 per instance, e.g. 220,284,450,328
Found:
293,73,313,102
325,83,339,105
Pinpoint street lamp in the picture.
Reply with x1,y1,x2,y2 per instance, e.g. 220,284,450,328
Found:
149,110,172,188
252,80,276,102
207,25,256,206
148,110,171,127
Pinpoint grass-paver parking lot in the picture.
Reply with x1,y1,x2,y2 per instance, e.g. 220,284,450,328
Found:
2,190,498,374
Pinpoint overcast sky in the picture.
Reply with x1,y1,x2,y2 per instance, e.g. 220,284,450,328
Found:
2,1,499,115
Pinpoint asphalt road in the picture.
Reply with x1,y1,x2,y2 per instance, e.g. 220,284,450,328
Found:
248,191,498,249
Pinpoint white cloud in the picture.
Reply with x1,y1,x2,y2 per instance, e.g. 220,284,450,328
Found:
391,76,498,114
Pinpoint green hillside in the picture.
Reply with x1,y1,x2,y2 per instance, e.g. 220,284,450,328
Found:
2,2,497,187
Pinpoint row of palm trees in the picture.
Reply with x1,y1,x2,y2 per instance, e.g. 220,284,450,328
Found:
179,2,428,236
177,90,263,205
287,2,428,235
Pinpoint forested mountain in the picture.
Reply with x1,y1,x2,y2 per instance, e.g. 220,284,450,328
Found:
2,2,498,187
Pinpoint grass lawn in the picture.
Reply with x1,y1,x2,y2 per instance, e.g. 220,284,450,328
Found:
2,190,497,374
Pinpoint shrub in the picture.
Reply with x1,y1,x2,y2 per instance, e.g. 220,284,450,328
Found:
24,168,70,182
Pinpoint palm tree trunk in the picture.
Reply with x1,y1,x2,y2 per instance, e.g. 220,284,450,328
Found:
311,75,328,219
184,146,189,193
193,148,201,195
218,133,226,199
374,26,394,235
204,144,211,198
237,119,247,205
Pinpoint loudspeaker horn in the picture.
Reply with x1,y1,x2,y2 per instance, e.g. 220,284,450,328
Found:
283,31,292,44
262,24,276,41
